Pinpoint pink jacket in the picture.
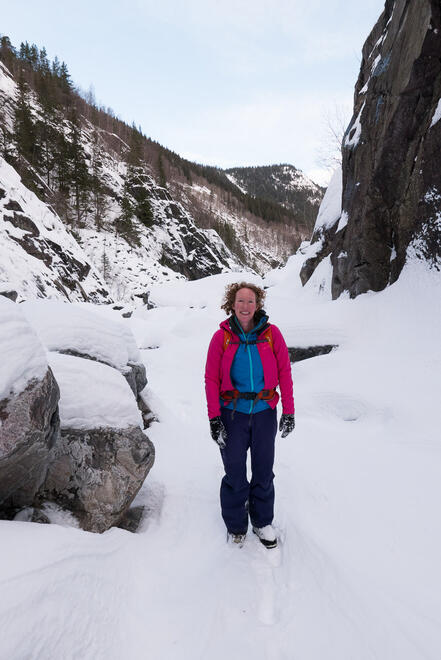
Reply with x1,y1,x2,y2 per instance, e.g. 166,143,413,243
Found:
205,319,294,419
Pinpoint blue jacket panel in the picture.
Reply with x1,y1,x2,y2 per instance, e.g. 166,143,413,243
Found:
222,314,270,414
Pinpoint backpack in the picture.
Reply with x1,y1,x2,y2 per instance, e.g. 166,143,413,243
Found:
223,326,274,353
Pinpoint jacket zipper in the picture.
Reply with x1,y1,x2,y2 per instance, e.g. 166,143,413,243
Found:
240,327,255,414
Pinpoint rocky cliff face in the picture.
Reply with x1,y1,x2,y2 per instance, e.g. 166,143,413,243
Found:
0,157,111,302
301,0,441,298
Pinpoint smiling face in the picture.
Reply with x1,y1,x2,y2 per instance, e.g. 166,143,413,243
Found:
232,287,257,331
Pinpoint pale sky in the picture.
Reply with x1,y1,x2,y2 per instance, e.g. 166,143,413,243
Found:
1,0,385,185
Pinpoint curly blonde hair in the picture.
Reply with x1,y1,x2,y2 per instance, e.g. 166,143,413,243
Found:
221,282,266,315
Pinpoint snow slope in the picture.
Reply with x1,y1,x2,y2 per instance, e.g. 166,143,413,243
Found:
1,256,440,659
0,157,109,303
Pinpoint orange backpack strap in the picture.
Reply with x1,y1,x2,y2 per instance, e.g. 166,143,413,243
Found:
223,326,274,352
223,330,231,351
262,326,274,353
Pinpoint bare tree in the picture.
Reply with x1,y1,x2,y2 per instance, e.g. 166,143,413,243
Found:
315,103,351,172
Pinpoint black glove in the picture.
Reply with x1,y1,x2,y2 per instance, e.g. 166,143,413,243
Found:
210,416,227,449
279,413,295,438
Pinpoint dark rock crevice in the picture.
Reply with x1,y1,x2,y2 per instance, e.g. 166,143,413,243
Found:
288,345,338,363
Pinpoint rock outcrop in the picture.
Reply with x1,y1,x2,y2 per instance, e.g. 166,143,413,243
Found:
42,425,154,533
301,0,441,298
0,369,60,515
0,159,111,303
0,297,60,516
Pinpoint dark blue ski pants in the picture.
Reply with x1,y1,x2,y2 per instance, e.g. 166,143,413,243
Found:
219,407,277,534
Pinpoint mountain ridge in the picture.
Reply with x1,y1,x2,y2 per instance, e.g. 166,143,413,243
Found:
0,35,322,303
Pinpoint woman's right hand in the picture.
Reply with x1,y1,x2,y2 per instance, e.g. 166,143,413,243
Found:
209,417,227,449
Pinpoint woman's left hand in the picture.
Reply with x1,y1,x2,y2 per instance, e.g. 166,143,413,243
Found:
279,413,295,437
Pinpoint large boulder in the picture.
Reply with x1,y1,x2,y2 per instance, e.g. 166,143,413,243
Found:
302,0,441,298
23,300,148,416
42,352,154,532
0,298,59,516
43,425,154,533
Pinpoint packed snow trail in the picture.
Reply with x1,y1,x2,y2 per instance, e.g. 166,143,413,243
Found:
1,262,441,659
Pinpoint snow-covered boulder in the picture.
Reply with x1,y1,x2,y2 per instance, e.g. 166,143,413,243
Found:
0,298,60,515
42,353,154,532
22,300,148,409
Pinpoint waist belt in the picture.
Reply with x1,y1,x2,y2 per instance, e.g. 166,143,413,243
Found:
221,388,275,402
220,388,276,423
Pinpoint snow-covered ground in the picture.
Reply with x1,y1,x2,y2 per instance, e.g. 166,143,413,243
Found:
1,255,441,659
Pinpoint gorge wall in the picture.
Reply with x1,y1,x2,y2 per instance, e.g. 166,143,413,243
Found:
301,0,441,298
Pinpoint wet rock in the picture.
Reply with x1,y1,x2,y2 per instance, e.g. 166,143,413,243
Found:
117,505,145,533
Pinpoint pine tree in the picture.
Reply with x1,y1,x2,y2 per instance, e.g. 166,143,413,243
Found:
127,123,143,166
101,235,111,282
29,44,39,68
67,110,91,226
119,124,154,229
35,45,56,111
14,74,39,166
52,129,72,222
54,130,72,196
115,179,140,245
157,153,167,188
36,112,57,186
90,129,108,229
38,47,50,75
182,162,192,184
0,36,16,71
134,183,153,228
52,56,60,77
59,62,72,93
0,102,12,160
19,42,30,62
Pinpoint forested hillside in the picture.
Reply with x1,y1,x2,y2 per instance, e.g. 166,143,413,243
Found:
0,35,322,297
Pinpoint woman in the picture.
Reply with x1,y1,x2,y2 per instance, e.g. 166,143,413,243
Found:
205,282,295,548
